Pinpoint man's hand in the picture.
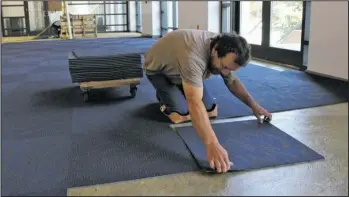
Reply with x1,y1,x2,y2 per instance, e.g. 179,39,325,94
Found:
182,80,232,173
251,104,272,123
206,141,231,173
222,74,272,123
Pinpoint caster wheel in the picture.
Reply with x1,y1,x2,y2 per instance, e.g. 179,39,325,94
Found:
83,92,89,102
130,87,137,98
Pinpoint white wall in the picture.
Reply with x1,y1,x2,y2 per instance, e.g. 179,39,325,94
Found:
307,2,348,80
178,1,208,30
178,1,220,32
141,1,160,36
141,2,152,35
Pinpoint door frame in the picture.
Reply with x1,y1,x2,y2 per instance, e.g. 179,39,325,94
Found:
226,1,308,68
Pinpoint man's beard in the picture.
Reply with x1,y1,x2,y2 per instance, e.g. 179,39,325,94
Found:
209,65,221,75
207,56,222,75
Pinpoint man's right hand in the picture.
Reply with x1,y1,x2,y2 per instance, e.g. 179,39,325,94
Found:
206,141,231,173
182,80,231,173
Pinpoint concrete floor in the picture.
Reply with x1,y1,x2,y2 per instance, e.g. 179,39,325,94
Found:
68,102,348,196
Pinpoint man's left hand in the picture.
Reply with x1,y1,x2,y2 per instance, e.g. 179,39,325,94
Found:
251,104,272,123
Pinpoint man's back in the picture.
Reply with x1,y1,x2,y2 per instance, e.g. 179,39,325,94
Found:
144,29,217,86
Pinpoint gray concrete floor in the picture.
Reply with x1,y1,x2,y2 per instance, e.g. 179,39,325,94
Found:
68,102,348,196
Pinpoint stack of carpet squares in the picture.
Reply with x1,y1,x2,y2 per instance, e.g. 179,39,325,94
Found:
68,50,144,83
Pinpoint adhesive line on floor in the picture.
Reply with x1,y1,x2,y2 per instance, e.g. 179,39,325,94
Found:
169,115,257,129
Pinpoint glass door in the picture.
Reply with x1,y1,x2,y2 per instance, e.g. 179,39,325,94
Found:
269,1,303,51
232,1,306,67
239,1,263,45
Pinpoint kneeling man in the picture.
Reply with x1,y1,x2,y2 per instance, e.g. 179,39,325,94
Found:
144,29,272,173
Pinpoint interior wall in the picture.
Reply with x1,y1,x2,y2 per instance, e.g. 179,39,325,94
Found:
307,1,348,80
140,1,160,36
177,1,220,32
178,1,208,30
141,1,153,35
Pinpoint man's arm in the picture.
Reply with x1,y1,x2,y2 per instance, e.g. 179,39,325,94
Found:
222,74,258,109
182,80,230,173
182,81,218,145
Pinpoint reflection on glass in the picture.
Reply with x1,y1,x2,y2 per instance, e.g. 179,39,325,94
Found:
239,1,263,45
270,1,303,51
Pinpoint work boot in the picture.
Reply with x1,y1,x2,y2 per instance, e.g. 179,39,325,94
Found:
159,105,191,124
207,104,218,118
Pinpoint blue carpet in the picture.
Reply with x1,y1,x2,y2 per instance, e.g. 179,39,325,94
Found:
1,37,346,195
1,37,196,195
175,120,325,172
205,65,349,119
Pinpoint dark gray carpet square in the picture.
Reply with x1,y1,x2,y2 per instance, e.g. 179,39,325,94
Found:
2,135,71,196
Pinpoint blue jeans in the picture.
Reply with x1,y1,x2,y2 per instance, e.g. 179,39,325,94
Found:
146,74,216,115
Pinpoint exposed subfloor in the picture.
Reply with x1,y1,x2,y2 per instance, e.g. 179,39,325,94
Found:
68,102,348,196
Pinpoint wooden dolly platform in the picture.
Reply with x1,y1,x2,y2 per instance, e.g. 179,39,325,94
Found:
79,78,141,102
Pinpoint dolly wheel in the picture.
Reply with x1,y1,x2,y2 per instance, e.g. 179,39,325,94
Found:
83,92,90,102
130,87,137,98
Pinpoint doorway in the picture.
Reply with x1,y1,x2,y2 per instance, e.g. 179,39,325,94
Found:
222,1,307,67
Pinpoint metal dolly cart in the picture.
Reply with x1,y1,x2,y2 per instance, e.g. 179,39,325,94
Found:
79,78,140,102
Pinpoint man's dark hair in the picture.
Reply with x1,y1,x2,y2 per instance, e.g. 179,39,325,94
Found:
210,31,252,66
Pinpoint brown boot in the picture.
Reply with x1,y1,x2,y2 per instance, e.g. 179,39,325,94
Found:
167,112,191,124
207,104,218,118
160,104,218,124
160,105,191,124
